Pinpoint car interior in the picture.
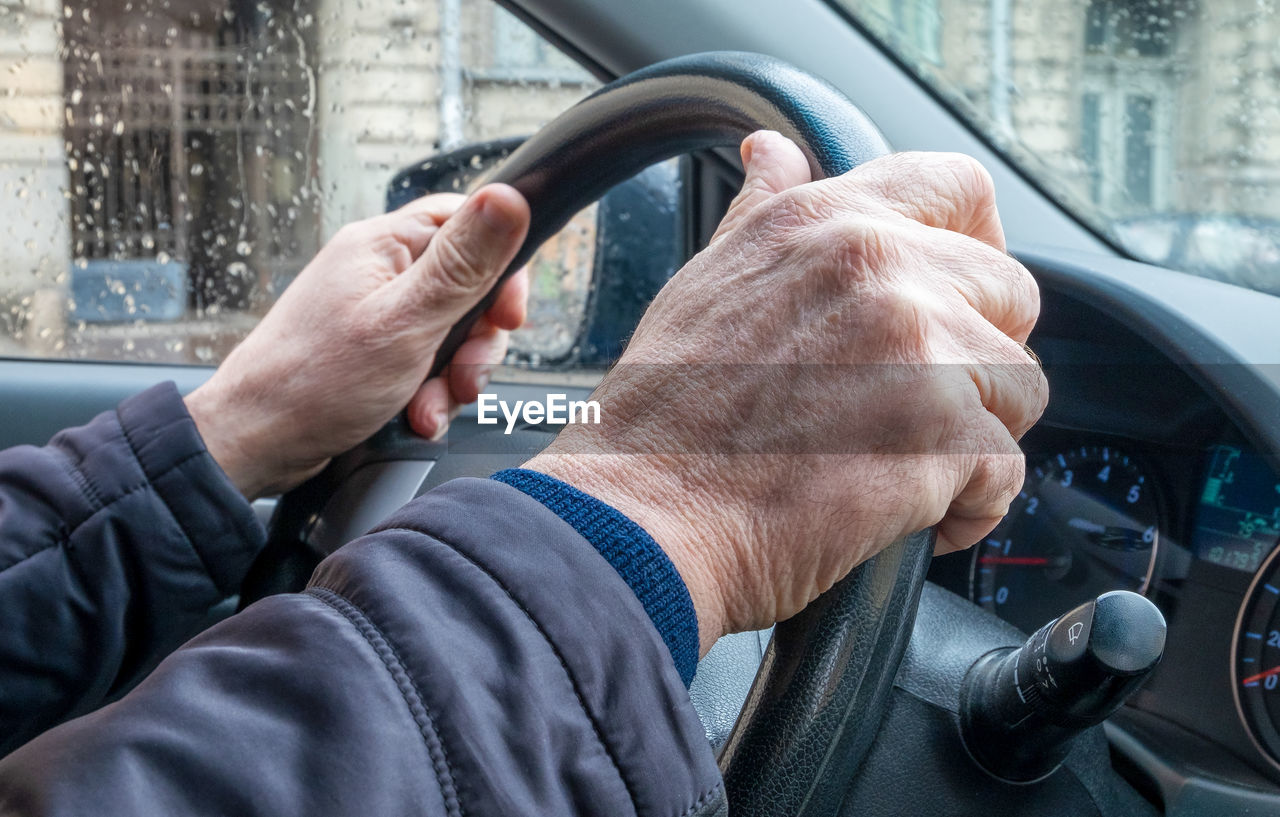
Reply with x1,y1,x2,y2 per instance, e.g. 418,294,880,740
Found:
3,0,1280,815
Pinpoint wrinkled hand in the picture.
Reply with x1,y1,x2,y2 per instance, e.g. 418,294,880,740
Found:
526,131,1047,653
186,185,531,499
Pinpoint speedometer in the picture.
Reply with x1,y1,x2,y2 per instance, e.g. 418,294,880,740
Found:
1233,546,1280,770
970,446,1160,634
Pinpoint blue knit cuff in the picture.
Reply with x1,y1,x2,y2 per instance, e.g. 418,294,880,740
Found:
491,468,699,686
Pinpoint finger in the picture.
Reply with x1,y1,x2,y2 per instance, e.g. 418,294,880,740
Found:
390,183,530,320
710,130,813,244
948,314,1048,438
485,266,529,331
468,313,497,338
934,229,1039,342
935,418,1026,553
406,376,454,441
965,361,1044,442
374,192,467,261
865,219,1038,342
839,152,1007,251
405,321,510,439
447,323,510,405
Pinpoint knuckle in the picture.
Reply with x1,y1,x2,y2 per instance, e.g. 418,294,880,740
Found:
723,179,777,229
999,337,1049,406
1010,259,1042,335
369,232,412,270
982,334,1049,435
984,248,1041,337
763,186,826,232
937,152,997,208
891,293,939,360
972,445,1025,510
846,151,908,189
912,360,975,441
433,234,487,291
863,275,949,362
729,186,828,257
984,245,1024,287
1026,363,1050,427
944,230,1000,275
740,174,773,203
993,448,1027,506
831,216,897,273
947,233,1040,335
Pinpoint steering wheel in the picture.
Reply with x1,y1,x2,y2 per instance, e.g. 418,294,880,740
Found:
251,52,936,817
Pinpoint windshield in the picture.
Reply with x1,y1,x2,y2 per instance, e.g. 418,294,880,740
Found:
830,0,1280,295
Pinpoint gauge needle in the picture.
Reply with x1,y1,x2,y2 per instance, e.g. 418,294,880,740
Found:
1241,665,1280,686
1068,518,1148,550
978,556,1051,566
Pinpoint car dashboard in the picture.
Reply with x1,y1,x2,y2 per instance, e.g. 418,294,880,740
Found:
923,255,1280,807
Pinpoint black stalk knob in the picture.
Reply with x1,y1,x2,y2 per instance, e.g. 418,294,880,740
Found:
959,590,1166,783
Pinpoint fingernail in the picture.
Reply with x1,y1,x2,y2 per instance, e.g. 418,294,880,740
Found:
429,413,450,442
480,192,519,232
741,137,754,167
474,369,491,394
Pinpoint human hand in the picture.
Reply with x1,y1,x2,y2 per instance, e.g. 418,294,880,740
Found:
525,131,1047,652
185,185,531,499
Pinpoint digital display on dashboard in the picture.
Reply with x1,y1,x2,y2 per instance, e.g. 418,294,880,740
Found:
1194,445,1280,573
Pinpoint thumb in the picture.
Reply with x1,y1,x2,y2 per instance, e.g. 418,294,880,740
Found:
393,183,530,319
710,130,813,244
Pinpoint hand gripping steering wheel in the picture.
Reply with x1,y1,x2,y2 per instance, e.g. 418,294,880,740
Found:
266,51,936,817
447,51,936,817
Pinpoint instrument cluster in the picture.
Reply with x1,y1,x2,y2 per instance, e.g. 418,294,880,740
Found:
931,427,1280,782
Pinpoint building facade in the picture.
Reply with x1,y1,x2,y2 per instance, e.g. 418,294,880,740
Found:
0,0,596,360
854,0,1280,219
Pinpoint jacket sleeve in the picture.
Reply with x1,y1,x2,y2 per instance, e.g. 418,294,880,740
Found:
0,478,726,817
0,382,266,754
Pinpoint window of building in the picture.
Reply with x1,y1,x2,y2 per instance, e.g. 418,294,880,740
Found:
1080,0,1179,216
899,0,943,64
483,6,593,83
1085,0,1176,58
852,0,943,65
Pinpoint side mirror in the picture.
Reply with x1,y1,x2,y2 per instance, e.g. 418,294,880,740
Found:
387,139,688,367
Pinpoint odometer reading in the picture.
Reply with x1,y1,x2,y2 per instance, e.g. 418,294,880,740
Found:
970,446,1160,634
1195,445,1280,574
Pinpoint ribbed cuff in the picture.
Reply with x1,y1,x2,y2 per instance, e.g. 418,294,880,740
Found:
491,468,699,685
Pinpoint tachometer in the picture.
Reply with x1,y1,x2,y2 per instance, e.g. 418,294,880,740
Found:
970,446,1160,633
1233,545,1280,771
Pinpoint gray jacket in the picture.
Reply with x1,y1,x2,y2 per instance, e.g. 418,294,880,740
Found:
0,383,725,816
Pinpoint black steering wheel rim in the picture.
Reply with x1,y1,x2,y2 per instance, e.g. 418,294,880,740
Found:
429,50,893,380
256,50,937,817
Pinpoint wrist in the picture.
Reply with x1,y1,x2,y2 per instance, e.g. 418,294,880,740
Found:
523,448,736,655
184,380,275,500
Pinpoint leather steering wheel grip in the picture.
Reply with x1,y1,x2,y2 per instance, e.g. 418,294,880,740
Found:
717,529,935,817
437,51,935,817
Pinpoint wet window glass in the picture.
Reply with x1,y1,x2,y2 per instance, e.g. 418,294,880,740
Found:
0,0,599,363
831,0,1280,295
